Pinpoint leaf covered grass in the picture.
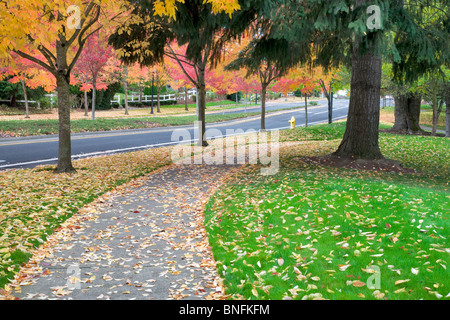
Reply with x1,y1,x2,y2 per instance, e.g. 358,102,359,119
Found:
0,112,263,137
0,147,173,288
205,123,449,300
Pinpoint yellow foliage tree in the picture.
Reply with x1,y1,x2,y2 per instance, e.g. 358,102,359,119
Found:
0,0,129,172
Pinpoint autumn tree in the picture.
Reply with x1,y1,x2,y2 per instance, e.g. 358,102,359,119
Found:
74,33,114,120
226,37,303,130
109,0,268,146
1,53,55,118
0,0,127,172
153,64,173,113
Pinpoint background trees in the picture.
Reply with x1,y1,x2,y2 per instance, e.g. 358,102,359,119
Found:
0,0,447,172
109,0,267,146
75,33,114,120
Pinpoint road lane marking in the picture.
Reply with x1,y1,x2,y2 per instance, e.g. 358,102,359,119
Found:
0,106,330,147
0,116,348,170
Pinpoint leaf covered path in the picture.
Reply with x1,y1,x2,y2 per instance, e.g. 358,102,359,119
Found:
7,163,239,300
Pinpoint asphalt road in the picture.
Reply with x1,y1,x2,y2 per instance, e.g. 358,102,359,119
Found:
0,99,350,170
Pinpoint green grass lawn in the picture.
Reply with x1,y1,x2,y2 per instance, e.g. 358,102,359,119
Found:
204,123,449,300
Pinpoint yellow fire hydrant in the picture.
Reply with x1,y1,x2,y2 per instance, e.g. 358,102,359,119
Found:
289,116,296,129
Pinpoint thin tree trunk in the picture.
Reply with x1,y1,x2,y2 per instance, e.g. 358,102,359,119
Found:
124,67,129,115
197,68,208,147
431,98,443,136
184,86,189,111
124,82,129,115
20,79,29,119
446,91,450,138
56,75,75,172
328,92,333,124
156,80,161,113
334,5,384,160
91,76,97,121
245,92,247,113
304,95,308,128
84,90,89,116
222,95,225,115
261,86,267,131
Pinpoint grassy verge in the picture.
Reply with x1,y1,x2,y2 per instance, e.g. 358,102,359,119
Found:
0,147,173,289
204,123,449,300
0,104,304,137
0,112,261,137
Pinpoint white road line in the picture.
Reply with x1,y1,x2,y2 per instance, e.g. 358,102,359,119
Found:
0,141,183,169
0,116,348,169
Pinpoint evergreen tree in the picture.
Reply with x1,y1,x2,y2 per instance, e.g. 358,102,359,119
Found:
259,0,448,159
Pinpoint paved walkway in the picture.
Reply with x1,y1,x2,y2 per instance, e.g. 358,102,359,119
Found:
7,164,239,300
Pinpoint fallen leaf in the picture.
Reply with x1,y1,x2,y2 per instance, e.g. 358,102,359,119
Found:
395,279,410,285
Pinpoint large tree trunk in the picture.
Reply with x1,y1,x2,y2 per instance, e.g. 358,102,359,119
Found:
197,68,208,147
261,86,267,131
56,75,75,172
392,95,408,130
334,11,383,160
20,79,30,119
392,93,423,133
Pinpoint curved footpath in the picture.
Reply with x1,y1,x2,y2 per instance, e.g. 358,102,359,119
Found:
3,163,241,300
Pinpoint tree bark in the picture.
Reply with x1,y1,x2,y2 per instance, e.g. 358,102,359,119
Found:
91,76,97,121
184,86,189,111
197,68,208,146
56,75,75,172
20,79,30,119
156,80,161,113
124,79,129,115
431,98,443,136
392,95,409,131
406,94,422,133
84,90,89,116
261,86,267,131
446,90,450,138
334,9,384,160
304,95,308,128
392,93,423,133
